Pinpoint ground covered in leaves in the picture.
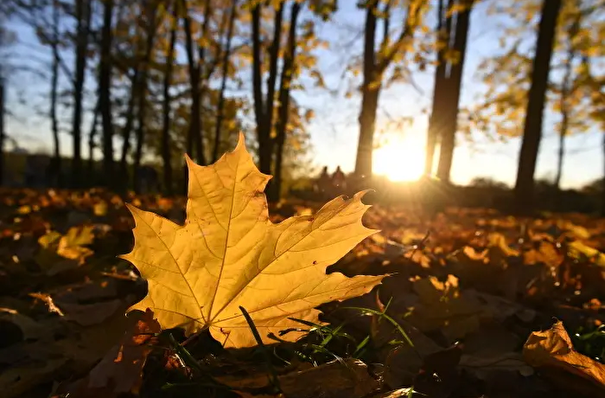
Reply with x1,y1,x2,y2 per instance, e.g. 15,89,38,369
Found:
1,187,605,398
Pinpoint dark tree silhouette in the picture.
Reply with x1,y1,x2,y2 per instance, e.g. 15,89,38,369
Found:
514,0,562,213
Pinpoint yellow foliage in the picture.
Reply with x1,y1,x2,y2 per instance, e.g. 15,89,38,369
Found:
122,134,386,348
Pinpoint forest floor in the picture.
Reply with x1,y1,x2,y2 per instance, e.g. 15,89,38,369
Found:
1,188,605,398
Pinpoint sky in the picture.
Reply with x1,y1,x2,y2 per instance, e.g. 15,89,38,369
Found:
2,0,604,189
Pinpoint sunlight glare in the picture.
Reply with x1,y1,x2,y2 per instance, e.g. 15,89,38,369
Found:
373,132,425,182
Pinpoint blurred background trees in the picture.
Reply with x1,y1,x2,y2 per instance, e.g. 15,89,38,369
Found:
0,0,603,214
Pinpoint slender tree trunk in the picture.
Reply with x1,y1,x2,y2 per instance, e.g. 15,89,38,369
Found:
212,0,238,162
0,78,4,186
272,1,301,202
50,1,61,187
424,0,453,176
435,0,474,183
251,1,284,176
194,0,212,166
87,99,100,181
264,1,284,170
514,0,562,214
601,132,605,216
355,0,425,181
119,69,139,182
251,3,265,170
555,62,574,190
71,0,91,188
133,6,159,193
354,0,379,180
181,0,203,166
99,0,115,187
555,11,579,191
425,0,451,176
162,16,177,195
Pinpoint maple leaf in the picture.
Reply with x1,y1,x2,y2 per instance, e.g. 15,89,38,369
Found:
122,134,386,348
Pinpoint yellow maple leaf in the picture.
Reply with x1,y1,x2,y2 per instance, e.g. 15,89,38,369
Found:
122,134,386,348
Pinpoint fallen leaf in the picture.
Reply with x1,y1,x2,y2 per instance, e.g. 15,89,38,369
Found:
84,309,160,396
122,134,387,347
407,275,482,343
460,352,533,379
229,358,379,398
523,320,605,391
57,225,94,264
0,357,68,398
58,299,123,327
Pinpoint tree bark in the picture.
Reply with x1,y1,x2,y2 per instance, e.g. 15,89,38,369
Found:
99,0,115,187
354,0,379,180
87,99,100,181
162,14,177,195
425,0,451,176
555,11,579,191
50,1,61,187
355,0,425,180
133,4,159,193
251,3,265,170
0,78,4,186
181,0,201,165
119,69,139,183
554,59,574,190
264,1,284,172
272,1,301,202
212,0,238,163
194,0,212,166
435,0,474,183
71,0,91,188
251,1,284,176
602,132,605,216
514,0,562,214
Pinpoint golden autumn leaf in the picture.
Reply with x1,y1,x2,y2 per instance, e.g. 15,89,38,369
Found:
122,134,387,348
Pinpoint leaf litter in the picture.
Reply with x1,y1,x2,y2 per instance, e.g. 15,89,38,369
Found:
0,139,603,397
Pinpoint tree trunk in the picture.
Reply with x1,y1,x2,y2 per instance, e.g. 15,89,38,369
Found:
181,0,204,166
0,78,4,186
554,62,574,190
194,0,212,166
514,0,562,214
87,99,100,181
162,15,177,195
71,0,91,188
264,1,284,172
50,1,61,187
354,0,379,180
99,0,115,187
212,0,238,162
251,1,284,176
119,69,139,184
272,1,301,202
251,3,266,171
601,132,605,217
435,0,473,183
133,5,159,193
425,0,452,176
555,10,579,191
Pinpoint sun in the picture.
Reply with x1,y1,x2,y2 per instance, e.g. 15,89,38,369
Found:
373,132,425,182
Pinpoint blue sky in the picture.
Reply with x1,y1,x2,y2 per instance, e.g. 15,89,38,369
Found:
2,0,603,189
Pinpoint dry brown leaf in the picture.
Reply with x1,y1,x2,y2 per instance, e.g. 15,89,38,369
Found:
122,134,387,348
63,310,161,398
407,275,482,343
523,320,605,390
229,358,378,398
